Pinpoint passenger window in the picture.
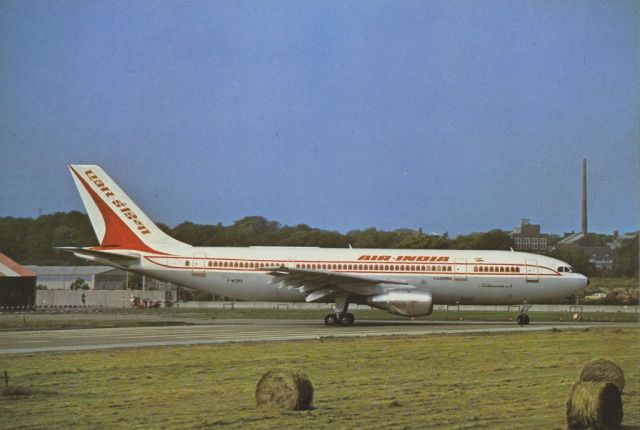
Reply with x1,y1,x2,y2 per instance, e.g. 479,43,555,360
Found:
185,261,190,267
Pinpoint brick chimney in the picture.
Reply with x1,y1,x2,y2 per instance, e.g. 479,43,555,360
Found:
582,159,587,235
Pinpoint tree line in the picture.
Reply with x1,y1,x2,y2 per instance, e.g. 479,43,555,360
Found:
0,211,637,278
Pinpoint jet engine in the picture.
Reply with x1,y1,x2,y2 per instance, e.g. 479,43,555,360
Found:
367,289,433,317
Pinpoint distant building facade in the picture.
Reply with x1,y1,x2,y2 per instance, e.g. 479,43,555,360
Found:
581,246,614,271
27,266,129,290
26,265,181,294
511,219,549,251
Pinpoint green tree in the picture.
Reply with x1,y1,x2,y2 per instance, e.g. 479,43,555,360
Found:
450,230,512,250
548,247,595,277
612,235,639,278
396,233,449,249
475,230,514,250
69,277,89,290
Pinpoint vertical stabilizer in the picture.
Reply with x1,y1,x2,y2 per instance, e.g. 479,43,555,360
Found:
69,164,188,252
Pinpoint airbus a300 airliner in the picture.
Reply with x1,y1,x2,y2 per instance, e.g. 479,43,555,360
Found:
63,165,588,325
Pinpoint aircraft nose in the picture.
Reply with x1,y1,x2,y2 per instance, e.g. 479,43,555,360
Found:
574,274,589,292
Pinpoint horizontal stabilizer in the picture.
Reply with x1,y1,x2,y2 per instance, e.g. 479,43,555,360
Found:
57,247,140,266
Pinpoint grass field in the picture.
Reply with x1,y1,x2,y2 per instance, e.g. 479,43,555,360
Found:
588,277,638,292
1,327,638,429
0,307,638,331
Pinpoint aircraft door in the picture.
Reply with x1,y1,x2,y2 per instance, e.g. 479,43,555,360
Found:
454,258,467,280
525,259,539,282
192,252,206,277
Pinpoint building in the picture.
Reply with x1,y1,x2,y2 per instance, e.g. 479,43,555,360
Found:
511,219,549,251
0,252,36,307
26,266,128,290
580,246,614,271
608,230,638,250
26,265,180,294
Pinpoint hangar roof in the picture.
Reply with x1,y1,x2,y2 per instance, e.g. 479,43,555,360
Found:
0,252,36,277
25,266,120,276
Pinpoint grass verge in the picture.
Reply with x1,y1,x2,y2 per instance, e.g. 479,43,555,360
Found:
0,308,637,332
0,327,638,429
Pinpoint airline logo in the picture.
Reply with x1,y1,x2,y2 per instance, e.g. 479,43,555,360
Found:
358,255,450,262
84,169,151,235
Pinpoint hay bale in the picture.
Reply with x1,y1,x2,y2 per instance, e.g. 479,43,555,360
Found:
255,369,313,410
579,358,625,392
566,382,622,430
1,386,33,398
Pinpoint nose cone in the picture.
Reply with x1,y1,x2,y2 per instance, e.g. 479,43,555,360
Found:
573,274,589,294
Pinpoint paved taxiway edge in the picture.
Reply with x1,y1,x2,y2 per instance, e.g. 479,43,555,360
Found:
1,322,635,355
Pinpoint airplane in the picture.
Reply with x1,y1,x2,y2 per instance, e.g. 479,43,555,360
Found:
62,164,588,326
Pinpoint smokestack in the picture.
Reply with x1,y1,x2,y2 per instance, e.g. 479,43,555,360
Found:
582,159,587,234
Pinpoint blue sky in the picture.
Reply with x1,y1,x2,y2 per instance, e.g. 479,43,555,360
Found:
1,1,638,236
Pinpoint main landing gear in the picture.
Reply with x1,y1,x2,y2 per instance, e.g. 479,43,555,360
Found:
516,303,532,326
324,312,355,326
324,293,355,326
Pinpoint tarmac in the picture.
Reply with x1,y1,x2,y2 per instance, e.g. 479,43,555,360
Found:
1,319,636,355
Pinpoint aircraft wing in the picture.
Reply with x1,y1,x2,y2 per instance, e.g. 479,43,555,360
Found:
57,247,141,267
262,266,408,302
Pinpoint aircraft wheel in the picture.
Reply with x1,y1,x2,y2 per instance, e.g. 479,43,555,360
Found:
523,314,530,325
339,313,355,326
516,314,525,326
346,313,355,325
324,313,338,325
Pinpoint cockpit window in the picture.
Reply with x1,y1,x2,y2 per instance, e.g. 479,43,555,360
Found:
558,266,573,273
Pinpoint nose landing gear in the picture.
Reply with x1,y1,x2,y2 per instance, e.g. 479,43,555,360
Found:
516,314,530,325
516,303,532,325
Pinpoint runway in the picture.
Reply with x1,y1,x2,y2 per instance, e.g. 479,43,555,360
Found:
1,319,635,355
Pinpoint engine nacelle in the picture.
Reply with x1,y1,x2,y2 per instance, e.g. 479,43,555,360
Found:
367,289,433,317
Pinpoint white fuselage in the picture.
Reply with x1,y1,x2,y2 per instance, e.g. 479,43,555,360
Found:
113,246,587,305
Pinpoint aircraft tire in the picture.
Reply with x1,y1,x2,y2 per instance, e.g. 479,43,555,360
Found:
339,313,355,326
324,313,338,325
523,314,530,325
